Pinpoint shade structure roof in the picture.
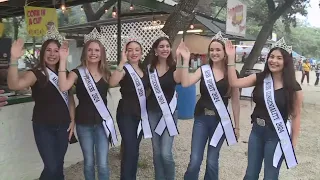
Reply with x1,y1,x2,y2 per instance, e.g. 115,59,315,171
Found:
0,0,102,18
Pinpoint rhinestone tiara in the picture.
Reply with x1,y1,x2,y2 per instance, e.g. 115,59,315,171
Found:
43,26,65,43
84,28,102,43
211,31,228,43
271,37,292,54
123,30,143,45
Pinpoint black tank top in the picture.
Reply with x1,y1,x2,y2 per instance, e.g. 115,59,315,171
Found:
147,66,177,112
251,73,302,123
118,66,148,117
72,68,109,125
195,73,230,116
30,68,70,125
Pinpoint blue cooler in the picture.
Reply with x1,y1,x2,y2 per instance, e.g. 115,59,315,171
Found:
176,84,196,119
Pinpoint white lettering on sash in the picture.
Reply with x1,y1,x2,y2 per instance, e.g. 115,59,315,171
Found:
148,65,178,136
46,68,69,108
264,74,297,169
124,64,152,138
78,67,118,146
201,65,237,147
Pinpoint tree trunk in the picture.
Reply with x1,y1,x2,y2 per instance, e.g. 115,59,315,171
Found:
83,0,117,22
143,0,200,67
240,0,295,77
13,17,19,40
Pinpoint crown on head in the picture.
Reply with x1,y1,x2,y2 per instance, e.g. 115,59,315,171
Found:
123,30,143,45
84,28,102,43
211,31,228,43
43,26,65,43
271,37,292,54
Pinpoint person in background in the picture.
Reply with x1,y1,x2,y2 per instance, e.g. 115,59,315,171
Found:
314,63,320,86
301,59,311,85
0,90,8,108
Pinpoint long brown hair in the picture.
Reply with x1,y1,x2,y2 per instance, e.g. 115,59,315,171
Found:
207,39,231,96
149,37,176,72
253,47,296,117
79,40,111,82
126,41,144,71
34,39,61,85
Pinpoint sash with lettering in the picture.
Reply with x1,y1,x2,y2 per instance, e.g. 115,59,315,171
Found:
78,67,118,146
124,63,152,138
46,68,69,108
264,74,297,169
148,65,178,136
201,65,237,147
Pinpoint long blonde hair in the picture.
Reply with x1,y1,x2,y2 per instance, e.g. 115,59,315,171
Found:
79,40,111,82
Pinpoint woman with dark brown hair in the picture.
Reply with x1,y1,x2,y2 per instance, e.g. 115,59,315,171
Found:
227,38,303,179
58,39,117,180
180,32,240,180
7,38,76,180
147,37,182,180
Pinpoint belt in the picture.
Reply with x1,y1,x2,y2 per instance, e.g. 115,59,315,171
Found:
254,118,275,130
204,108,216,116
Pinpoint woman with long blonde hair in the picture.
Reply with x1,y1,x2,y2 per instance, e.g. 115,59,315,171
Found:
58,39,117,180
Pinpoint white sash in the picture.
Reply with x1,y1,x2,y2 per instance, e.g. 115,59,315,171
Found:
264,74,297,169
201,65,237,147
78,67,118,146
148,65,178,136
46,68,69,108
124,63,152,138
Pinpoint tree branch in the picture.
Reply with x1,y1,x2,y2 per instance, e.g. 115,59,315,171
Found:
94,0,117,20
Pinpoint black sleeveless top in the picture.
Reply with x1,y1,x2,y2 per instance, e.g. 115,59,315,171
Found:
72,68,109,125
30,68,70,125
147,66,177,112
251,73,301,124
194,67,233,116
118,66,148,117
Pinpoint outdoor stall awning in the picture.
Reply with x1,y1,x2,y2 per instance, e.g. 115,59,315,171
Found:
0,0,102,18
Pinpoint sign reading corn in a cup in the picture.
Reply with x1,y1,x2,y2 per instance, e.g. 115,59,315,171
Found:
24,6,58,36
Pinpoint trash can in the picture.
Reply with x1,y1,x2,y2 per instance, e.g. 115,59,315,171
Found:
176,84,196,120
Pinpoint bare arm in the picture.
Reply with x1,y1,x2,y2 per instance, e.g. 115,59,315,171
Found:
291,90,303,148
58,70,78,92
7,67,36,90
181,67,202,87
173,54,182,83
225,40,257,88
231,87,240,130
68,91,76,122
109,63,126,87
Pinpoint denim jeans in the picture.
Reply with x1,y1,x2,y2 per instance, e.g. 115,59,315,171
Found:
243,122,284,180
76,124,110,180
184,115,225,180
116,110,143,180
148,109,177,180
33,122,69,180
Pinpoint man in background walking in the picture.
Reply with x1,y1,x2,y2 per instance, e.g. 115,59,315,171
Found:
301,59,311,85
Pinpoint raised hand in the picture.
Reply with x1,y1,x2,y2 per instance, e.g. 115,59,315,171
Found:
120,46,128,65
180,41,191,61
59,41,69,62
176,40,183,59
11,39,25,62
225,40,236,63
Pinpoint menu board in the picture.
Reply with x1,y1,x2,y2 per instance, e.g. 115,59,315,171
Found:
0,38,12,69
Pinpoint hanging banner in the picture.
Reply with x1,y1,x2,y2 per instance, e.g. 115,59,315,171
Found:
24,6,58,37
226,0,247,37
0,23,4,37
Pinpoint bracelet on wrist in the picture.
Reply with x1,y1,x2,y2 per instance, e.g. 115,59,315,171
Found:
116,66,124,72
58,69,67,72
227,63,236,66
176,65,189,68
9,63,18,66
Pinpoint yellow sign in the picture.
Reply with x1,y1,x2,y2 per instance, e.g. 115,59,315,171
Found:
0,23,4,37
24,6,58,37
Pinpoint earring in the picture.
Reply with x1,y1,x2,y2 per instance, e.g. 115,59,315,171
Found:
155,52,158,56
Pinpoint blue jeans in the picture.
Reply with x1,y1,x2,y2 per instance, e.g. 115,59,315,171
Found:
148,109,177,180
33,122,69,180
184,115,225,180
116,110,143,180
77,124,110,180
244,122,284,180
